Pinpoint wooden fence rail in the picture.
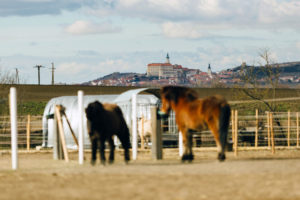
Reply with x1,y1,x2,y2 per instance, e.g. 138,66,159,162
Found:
0,111,300,153
0,115,43,150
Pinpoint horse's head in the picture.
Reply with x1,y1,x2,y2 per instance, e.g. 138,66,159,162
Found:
85,101,104,121
158,87,173,118
159,86,199,118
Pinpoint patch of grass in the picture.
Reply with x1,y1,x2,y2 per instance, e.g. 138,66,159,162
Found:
0,101,47,116
18,101,47,115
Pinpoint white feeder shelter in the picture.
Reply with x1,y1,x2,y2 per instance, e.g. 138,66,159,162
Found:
42,88,159,159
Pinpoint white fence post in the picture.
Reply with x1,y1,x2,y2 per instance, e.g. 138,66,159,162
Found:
53,104,58,160
78,90,84,165
132,94,137,160
179,131,183,157
10,87,18,170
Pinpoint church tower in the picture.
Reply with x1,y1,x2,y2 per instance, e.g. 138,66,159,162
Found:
166,53,170,63
208,63,212,77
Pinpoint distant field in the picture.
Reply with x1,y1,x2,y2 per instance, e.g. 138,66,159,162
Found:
0,84,140,102
1,84,299,101
0,84,300,115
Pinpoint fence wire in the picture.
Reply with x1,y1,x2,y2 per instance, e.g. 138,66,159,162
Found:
0,111,299,150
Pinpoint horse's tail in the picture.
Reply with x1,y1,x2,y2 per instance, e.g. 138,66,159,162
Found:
219,103,231,157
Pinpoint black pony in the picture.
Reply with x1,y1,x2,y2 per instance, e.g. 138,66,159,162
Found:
85,101,130,165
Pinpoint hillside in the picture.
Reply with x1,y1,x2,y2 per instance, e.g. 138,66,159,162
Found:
84,61,300,86
231,61,300,77
83,72,142,85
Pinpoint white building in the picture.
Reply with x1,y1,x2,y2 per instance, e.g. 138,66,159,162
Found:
147,53,179,78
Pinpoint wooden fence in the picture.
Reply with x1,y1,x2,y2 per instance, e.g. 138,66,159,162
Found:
0,115,43,150
231,110,300,155
0,111,299,153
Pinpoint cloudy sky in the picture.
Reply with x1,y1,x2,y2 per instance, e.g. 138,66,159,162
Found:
0,0,300,84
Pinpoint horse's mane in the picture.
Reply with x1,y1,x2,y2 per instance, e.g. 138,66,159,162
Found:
161,86,198,103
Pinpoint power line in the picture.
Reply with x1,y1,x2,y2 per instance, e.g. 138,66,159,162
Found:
33,65,45,85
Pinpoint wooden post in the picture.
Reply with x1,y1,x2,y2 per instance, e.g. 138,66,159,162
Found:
267,112,270,147
63,112,79,147
26,115,31,151
296,112,299,147
255,109,258,148
288,110,290,147
141,116,145,150
234,110,238,156
151,106,162,160
270,113,275,154
55,106,69,162
231,109,235,145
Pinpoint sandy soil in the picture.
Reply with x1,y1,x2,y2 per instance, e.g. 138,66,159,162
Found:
1,149,300,200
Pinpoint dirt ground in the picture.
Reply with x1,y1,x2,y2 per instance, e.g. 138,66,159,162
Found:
1,148,300,200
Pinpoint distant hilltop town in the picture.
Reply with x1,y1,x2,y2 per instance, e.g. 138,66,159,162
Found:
84,54,300,87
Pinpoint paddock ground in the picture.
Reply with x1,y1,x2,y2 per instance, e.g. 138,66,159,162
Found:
1,148,300,200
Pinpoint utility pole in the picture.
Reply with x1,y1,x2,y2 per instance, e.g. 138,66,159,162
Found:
34,65,44,85
15,68,19,84
51,62,55,85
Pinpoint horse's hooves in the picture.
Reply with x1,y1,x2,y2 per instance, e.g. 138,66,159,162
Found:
181,154,189,161
101,160,106,166
218,153,226,162
182,154,194,162
91,160,96,166
109,160,114,164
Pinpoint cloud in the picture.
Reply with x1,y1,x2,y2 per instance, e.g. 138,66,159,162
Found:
55,58,144,82
162,22,209,39
56,62,88,75
77,50,101,57
2,0,300,32
296,42,300,50
64,20,122,35
89,0,300,31
0,0,96,16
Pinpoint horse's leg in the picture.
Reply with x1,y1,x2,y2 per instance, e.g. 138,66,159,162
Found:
124,145,130,164
91,138,98,165
117,130,130,163
187,130,194,162
208,122,225,161
99,135,106,165
108,136,115,164
218,104,230,161
180,128,191,162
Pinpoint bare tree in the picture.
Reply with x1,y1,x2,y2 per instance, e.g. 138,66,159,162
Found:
0,67,20,115
236,48,286,145
237,48,281,112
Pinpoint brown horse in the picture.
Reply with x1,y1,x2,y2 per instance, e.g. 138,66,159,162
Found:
85,101,130,165
159,86,231,162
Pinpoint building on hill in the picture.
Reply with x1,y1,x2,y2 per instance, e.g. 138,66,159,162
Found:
147,54,179,78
